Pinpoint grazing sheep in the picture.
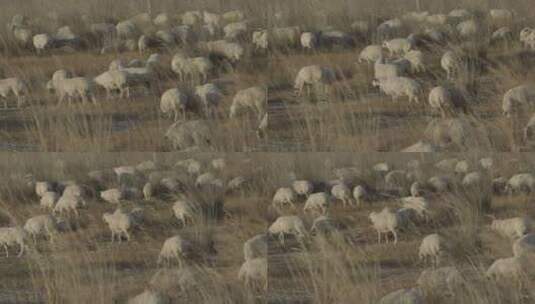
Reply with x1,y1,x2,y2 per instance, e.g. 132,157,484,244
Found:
369,207,406,244
331,183,354,207
158,235,191,267
160,88,189,121
382,38,412,56
101,188,123,204
268,215,308,245
243,234,267,260
462,171,483,188
376,18,404,39
310,215,338,236
102,208,141,242
172,199,197,226
0,77,27,108
53,194,85,217
40,191,59,210
358,45,383,63
230,86,267,120
424,117,492,150
0,227,25,257
300,32,318,50
35,181,53,197
94,70,130,99
378,288,423,304
270,26,301,48
401,196,429,221
441,51,462,79
352,185,367,206
252,30,268,50
491,217,532,239
24,215,57,243
428,175,452,193
506,173,535,194
304,192,330,215
319,30,354,48
419,234,443,266
195,83,223,118
238,258,267,291
374,57,409,79
502,85,535,117
199,40,244,63
165,120,212,151
456,19,479,38
171,53,213,82
224,21,248,40
351,20,369,35
128,289,169,304
50,71,97,105
373,76,422,103
428,86,469,118
195,172,223,189
292,180,314,197
272,187,297,210
33,33,55,53
403,50,426,73
294,65,336,98
416,267,462,296
486,256,525,279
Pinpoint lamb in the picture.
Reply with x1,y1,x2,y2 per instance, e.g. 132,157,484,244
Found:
401,196,429,221
33,33,55,53
352,185,367,206
294,65,336,97
403,50,426,73
303,192,331,215
441,51,462,79
102,208,141,242
229,86,267,120
382,38,412,56
374,57,409,79
0,77,27,108
94,70,130,99
128,289,169,304
172,198,197,226
160,88,189,121
373,77,422,103
53,194,85,217
502,85,535,117
171,53,213,82
268,215,308,245
378,288,424,304
331,183,354,207
40,191,59,210
0,227,26,257
369,207,406,244
292,180,314,197
272,187,297,210
491,217,532,239
416,267,462,296
358,45,383,63
243,234,267,260
158,235,191,267
419,233,443,266
24,215,58,243
300,32,318,50
100,188,124,204
506,173,535,194
486,256,525,280
165,120,212,151
195,83,223,118
428,86,469,118
238,258,267,291
224,22,248,40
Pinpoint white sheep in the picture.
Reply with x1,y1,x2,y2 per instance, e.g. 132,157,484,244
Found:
224,21,248,40
50,71,97,105
33,33,55,53
252,30,268,50
513,233,535,257
441,51,462,79
172,199,197,226
435,158,459,171
520,28,535,49
410,182,423,197
419,233,443,266
116,20,139,39
238,258,267,291
456,19,479,38
304,192,330,215
491,217,532,239
94,70,130,99
270,26,301,48
272,187,297,210
506,173,535,194
257,112,268,139
310,215,338,235
40,191,59,210
100,188,123,204
292,180,313,197
401,196,429,221
416,266,462,296
158,235,191,267
373,57,409,79
376,18,404,39
369,207,405,244
53,194,85,217
490,9,514,24
358,45,383,63
294,65,336,98
128,289,169,304
195,83,223,118
24,215,57,243
0,227,26,257
352,185,367,206
0,77,27,108
373,76,421,103
300,32,318,50
486,256,525,280
243,234,267,260
378,288,424,304
195,172,223,188
268,215,308,245
428,86,469,118
143,183,153,200
35,181,53,197
331,183,354,207
165,119,212,151
502,85,535,117
102,208,141,242
160,88,189,121
230,86,267,120
382,38,412,56
403,50,426,73
462,171,483,188
199,40,244,63
222,10,245,23
171,53,213,82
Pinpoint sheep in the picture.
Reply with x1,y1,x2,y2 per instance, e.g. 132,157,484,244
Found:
40,191,59,210
257,112,268,139
403,50,426,73
35,181,53,197
369,207,406,244
160,88,189,121
489,9,514,25
294,65,336,98
165,120,212,151
373,76,422,103
128,289,169,304
524,113,535,143
351,20,369,35
116,20,139,39
252,30,268,50
410,182,424,197
486,256,526,280
0,227,26,257
53,194,85,217
172,199,197,226
441,51,462,79
491,217,532,239
462,171,483,188
171,53,213,82
502,85,535,117
456,19,479,39
0,77,27,108
222,10,245,23
243,234,267,260
382,38,412,56
238,258,267,291
352,185,367,206
13,27,33,47
449,9,473,21
158,235,191,267
143,183,153,200
300,32,318,50
519,28,535,49
491,27,513,45
419,234,443,266
63,183,85,199
102,208,140,242
513,233,535,258
268,215,307,245
310,215,338,236
230,86,267,120
319,30,354,48
94,70,130,99
50,72,97,105
199,40,244,63
374,57,409,79
378,288,424,304
428,86,469,118
480,157,493,170
203,11,221,26
428,175,452,193
401,196,429,221
454,160,469,174
270,26,301,48
113,165,136,180
331,183,354,207
224,21,247,40
195,172,223,189
376,18,404,40
292,180,313,197
272,187,297,210
181,11,202,26
358,45,383,63
33,33,55,53
195,83,223,118
304,192,330,215
24,215,57,243
228,176,247,191
416,267,463,296
100,188,123,204
506,173,535,194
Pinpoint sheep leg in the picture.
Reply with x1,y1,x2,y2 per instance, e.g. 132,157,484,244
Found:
124,231,130,242
392,230,398,244
3,244,8,257
17,243,24,257
110,231,115,243
278,232,285,246
377,231,381,244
